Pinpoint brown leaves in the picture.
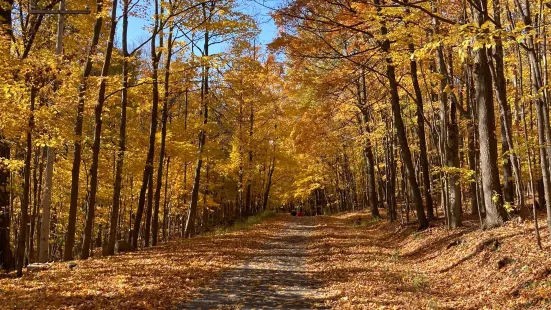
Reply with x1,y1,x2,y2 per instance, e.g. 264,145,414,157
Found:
0,217,285,309
307,212,551,309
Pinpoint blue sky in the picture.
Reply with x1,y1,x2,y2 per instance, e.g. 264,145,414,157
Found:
124,0,280,53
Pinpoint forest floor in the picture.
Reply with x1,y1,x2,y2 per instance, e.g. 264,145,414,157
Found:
2,212,551,309
0,215,288,309
311,212,551,309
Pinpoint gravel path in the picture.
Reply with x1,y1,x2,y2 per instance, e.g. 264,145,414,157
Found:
180,220,327,309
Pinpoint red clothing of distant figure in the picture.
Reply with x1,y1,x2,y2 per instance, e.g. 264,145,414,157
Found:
297,211,303,217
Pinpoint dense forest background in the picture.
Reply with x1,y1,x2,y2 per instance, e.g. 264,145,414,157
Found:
1,0,551,283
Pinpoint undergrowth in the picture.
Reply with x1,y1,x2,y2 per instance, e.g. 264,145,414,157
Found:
210,210,277,235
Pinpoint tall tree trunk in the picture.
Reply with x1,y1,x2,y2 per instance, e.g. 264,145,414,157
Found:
262,151,275,211
385,125,397,221
38,0,66,264
447,72,461,228
445,48,461,228
16,87,35,277
82,0,118,259
144,171,153,247
238,91,244,219
376,0,427,229
436,45,452,226
521,90,543,248
64,0,104,261
473,0,507,228
466,64,480,215
360,73,380,217
244,99,254,218
132,0,160,249
516,0,551,238
201,162,209,233
409,43,434,220
184,2,212,237
0,0,14,271
360,108,379,217
29,151,41,263
152,26,174,246
0,138,13,270
162,157,170,241
491,0,522,208
107,0,129,256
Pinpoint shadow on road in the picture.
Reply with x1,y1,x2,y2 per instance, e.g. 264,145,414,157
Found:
179,221,328,309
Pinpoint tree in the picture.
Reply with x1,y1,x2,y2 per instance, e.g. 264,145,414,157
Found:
65,0,104,261
132,0,162,249
0,0,14,271
472,0,507,228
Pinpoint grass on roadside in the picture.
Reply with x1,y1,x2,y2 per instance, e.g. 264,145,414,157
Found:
210,210,278,236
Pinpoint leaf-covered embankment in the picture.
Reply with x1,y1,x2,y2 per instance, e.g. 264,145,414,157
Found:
309,213,551,309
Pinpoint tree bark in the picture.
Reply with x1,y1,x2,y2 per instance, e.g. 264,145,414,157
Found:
144,171,153,247
376,0,428,229
444,48,461,228
516,0,551,238
491,0,521,208
0,138,13,270
409,43,433,220
262,152,275,211
152,26,174,246
162,157,170,241
0,0,14,271
184,2,212,237
65,0,104,261
132,0,160,249
244,99,254,218
82,0,118,259
16,87,35,276
107,0,130,256
473,0,507,228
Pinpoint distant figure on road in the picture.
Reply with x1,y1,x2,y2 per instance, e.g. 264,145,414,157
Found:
291,210,297,216
297,210,303,217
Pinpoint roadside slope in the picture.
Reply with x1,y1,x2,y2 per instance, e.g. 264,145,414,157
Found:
309,213,551,309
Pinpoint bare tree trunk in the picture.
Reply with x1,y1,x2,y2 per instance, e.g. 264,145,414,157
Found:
201,162,209,233
521,92,543,248
184,2,212,237
162,157,170,241
244,99,254,218
0,137,13,270
516,0,551,238
262,152,275,211
65,0,104,261
143,171,153,247
29,151,42,263
107,0,129,256
491,0,522,208
132,0,160,249
473,0,507,228
16,87,35,276
375,0,427,228
82,0,118,259
359,74,380,217
153,26,174,246
409,43,433,219
445,48,461,228
0,6,12,260
465,64,480,216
